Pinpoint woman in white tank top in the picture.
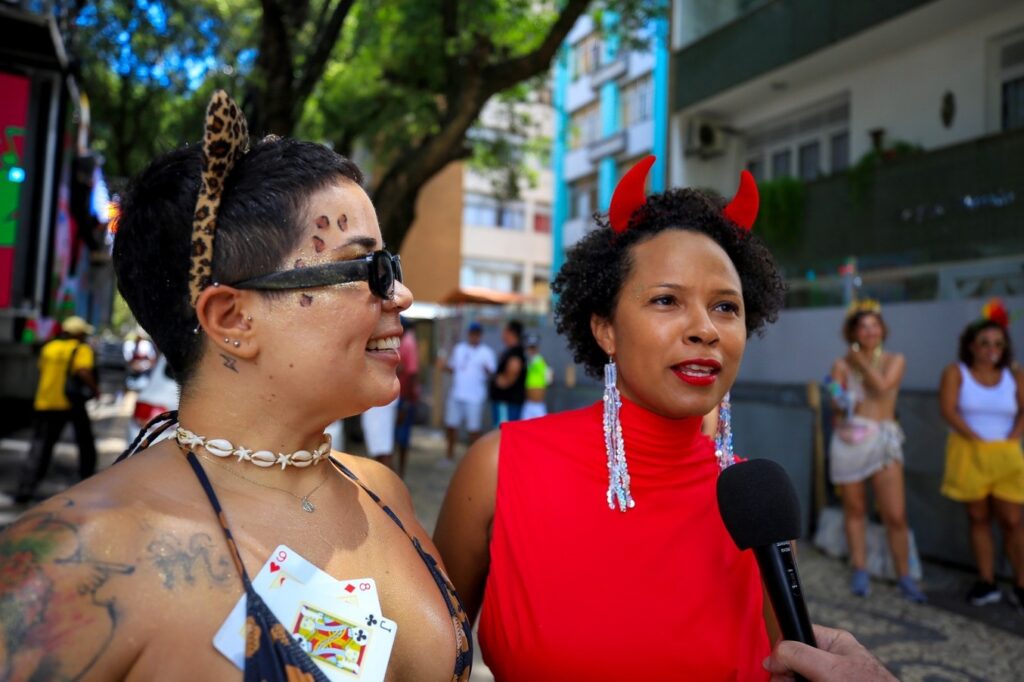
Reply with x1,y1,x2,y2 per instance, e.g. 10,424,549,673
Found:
939,309,1024,608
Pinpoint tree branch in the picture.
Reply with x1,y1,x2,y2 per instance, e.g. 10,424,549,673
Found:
441,0,460,104
312,0,332,35
481,0,589,95
254,0,296,133
293,0,356,115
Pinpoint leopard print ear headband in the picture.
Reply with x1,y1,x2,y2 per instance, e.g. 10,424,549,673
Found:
189,90,250,308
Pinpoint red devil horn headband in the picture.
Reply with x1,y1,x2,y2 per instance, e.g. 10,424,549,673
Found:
723,169,758,230
609,155,656,233
608,156,759,233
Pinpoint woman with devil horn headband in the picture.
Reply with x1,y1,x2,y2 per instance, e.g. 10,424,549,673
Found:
436,159,897,682
435,156,789,679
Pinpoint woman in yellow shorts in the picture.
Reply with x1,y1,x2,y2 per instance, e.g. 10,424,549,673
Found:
939,301,1024,607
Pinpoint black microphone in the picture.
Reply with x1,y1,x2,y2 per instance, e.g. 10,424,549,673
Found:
717,459,817,653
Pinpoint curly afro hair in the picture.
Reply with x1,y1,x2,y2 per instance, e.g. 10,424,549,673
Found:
553,187,786,378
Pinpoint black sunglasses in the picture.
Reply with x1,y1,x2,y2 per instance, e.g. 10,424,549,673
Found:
231,250,403,300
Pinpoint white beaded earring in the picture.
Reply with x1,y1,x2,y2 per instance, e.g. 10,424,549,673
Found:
603,357,634,512
714,391,736,470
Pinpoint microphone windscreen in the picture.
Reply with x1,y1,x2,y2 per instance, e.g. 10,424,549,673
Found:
717,459,802,550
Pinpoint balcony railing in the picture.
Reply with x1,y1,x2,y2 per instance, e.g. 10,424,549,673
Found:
671,0,936,111
586,130,626,163
589,57,627,89
771,127,1024,306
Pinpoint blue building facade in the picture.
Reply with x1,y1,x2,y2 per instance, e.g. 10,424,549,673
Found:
551,15,669,277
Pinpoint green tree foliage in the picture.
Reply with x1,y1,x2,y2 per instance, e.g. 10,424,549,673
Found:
755,177,805,255
70,0,246,179
70,0,664,248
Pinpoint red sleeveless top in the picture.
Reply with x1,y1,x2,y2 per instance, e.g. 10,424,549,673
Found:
479,397,770,681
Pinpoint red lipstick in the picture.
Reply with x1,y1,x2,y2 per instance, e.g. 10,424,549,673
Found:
672,359,721,387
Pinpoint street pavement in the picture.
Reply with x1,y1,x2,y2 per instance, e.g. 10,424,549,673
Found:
1,395,1022,681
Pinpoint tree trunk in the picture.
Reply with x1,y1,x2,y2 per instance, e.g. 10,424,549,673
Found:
252,0,297,135
372,76,485,250
373,0,590,251
251,0,356,136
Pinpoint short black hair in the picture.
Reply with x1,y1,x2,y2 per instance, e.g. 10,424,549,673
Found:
959,320,1013,369
553,188,785,378
506,319,523,340
843,311,888,344
113,136,362,384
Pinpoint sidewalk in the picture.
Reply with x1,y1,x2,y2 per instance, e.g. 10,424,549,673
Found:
1,405,1021,681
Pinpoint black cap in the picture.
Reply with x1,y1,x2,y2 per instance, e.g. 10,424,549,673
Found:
716,459,802,550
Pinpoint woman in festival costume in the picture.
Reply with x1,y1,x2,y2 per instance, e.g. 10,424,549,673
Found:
827,302,925,602
436,156,791,680
0,92,471,682
939,299,1024,607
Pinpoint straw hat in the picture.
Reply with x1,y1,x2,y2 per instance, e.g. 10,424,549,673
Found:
62,316,95,335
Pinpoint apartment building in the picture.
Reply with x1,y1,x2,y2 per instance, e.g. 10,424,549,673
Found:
400,97,553,308
551,14,670,274
668,0,1024,305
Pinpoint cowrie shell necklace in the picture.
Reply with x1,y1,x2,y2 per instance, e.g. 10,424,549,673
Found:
175,427,331,470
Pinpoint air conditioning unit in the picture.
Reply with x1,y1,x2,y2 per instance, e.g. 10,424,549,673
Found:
684,118,729,159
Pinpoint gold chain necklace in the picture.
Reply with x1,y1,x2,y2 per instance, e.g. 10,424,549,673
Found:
194,450,332,513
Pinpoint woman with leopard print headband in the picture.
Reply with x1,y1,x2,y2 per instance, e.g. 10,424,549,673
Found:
0,91,471,682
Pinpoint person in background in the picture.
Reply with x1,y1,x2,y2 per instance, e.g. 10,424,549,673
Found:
14,315,100,504
521,332,552,420
827,301,925,602
443,321,496,465
395,315,420,477
123,327,158,391
939,299,1024,607
489,319,526,424
360,397,399,470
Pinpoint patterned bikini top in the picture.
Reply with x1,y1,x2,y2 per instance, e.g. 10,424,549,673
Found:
121,415,472,681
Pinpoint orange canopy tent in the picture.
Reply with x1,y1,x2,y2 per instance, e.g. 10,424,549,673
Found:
438,286,530,305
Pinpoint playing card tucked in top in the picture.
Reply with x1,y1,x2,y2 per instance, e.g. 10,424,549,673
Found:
214,545,396,682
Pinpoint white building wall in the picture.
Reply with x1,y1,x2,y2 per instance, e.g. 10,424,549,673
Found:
461,95,553,297
625,119,655,158
562,18,660,183
567,14,594,44
671,0,1024,192
740,295,1024,392
625,50,655,81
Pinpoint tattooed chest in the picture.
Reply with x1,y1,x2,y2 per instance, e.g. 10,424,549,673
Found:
145,532,236,591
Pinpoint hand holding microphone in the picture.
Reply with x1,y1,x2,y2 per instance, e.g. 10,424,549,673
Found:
764,624,897,682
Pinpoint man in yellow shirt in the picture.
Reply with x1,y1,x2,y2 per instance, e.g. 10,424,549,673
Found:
15,316,100,504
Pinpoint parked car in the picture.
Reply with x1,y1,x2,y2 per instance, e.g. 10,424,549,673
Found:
127,354,180,445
